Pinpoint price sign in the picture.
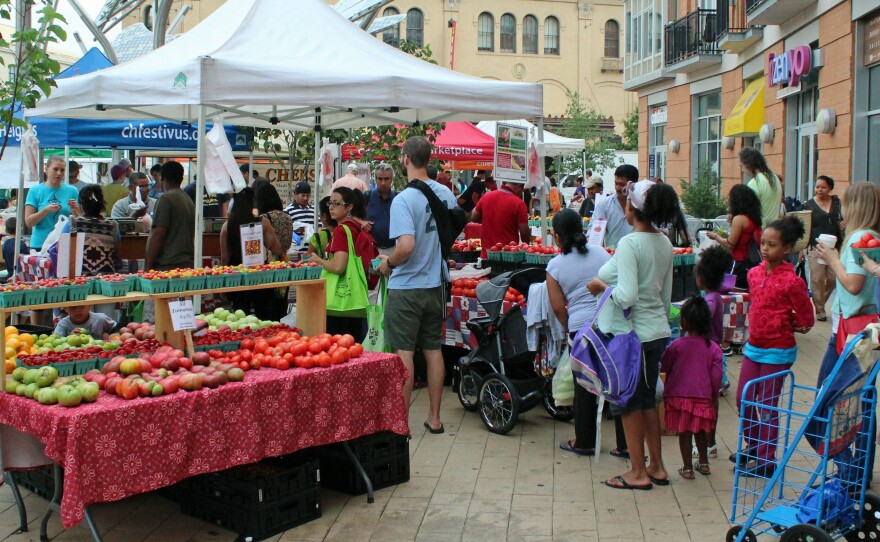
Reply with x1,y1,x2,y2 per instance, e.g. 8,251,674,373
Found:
168,300,197,331
588,218,607,247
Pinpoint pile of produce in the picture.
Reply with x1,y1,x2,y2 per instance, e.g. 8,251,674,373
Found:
450,278,525,305
451,239,482,253
196,308,278,333
4,366,99,407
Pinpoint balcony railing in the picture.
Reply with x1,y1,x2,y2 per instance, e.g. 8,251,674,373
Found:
746,0,769,16
717,0,749,35
664,9,720,66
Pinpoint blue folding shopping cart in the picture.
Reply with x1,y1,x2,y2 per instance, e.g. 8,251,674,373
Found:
728,330,880,542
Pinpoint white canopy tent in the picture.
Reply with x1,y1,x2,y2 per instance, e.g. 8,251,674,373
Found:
476,120,584,156
25,0,544,271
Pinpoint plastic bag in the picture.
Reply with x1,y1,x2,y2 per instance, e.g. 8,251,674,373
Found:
39,215,69,258
364,277,393,353
551,350,574,407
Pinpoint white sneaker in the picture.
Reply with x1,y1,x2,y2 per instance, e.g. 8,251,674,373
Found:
692,444,718,458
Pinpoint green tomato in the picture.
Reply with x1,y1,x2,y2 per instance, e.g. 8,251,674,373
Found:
11,367,27,382
23,383,39,399
23,369,38,385
38,387,59,405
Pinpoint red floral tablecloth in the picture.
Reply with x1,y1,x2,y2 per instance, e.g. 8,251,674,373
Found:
0,352,408,528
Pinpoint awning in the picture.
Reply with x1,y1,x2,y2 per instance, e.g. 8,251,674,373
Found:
724,77,765,137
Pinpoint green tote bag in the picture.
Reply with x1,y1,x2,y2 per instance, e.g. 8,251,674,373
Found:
321,225,369,317
364,276,393,353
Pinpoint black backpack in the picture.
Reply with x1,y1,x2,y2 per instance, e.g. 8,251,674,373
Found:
406,180,468,261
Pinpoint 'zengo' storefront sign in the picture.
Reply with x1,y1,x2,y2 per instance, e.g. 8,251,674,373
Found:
767,45,812,87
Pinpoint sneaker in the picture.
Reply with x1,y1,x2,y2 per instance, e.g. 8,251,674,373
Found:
722,346,733,356
720,381,731,396
692,444,718,459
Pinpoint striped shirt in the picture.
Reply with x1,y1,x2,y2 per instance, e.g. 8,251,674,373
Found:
284,204,317,227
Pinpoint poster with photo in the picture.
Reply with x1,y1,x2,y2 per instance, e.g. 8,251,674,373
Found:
240,223,265,268
494,122,528,184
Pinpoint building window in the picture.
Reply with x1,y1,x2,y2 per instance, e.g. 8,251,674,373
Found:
7,66,15,81
623,0,664,81
478,12,494,52
604,20,620,57
694,92,722,176
406,8,423,47
500,13,516,53
544,16,560,55
382,7,400,48
868,65,880,184
523,15,538,53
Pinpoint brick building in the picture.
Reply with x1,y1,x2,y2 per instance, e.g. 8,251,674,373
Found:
624,0,879,200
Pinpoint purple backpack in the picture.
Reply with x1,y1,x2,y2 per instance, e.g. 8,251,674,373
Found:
570,287,643,408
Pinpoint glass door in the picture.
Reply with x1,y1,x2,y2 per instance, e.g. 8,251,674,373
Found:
796,125,818,203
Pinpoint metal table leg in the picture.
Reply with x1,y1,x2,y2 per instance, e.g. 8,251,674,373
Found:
342,441,374,503
4,471,28,533
38,463,102,542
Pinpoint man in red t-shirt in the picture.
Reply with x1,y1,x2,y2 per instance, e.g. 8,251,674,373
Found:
471,182,530,258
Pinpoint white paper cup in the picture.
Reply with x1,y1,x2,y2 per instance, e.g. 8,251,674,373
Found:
817,234,836,265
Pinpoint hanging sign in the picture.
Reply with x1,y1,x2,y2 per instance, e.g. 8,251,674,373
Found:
169,300,197,331
240,223,265,268
650,106,667,125
588,218,607,247
767,45,812,87
494,123,528,184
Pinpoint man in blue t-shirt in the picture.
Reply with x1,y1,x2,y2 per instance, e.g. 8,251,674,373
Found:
366,163,397,255
378,136,455,435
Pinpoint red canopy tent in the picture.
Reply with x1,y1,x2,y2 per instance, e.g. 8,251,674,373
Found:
341,121,495,166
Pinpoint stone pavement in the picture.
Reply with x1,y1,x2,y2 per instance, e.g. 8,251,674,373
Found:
0,318,876,541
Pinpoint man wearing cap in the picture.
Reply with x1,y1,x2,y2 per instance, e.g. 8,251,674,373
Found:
284,182,317,233
68,161,88,191
103,164,131,216
592,164,637,247
366,163,397,257
333,163,369,193
111,173,156,219
578,177,604,218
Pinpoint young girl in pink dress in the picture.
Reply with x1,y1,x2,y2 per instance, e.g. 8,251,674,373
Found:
661,296,724,479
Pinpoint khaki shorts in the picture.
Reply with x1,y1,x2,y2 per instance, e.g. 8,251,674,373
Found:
385,287,444,351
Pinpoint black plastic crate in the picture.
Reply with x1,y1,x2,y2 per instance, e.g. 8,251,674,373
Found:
321,431,409,464
11,465,56,500
181,486,320,541
319,451,410,496
179,452,319,509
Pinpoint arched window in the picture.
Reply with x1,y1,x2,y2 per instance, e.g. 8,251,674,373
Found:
382,7,400,48
478,12,494,52
522,15,538,54
604,20,620,57
406,8,423,47
500,13,516,53
544,16,560,55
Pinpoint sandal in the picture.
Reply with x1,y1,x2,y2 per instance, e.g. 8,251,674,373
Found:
678,466,695,480
609,448,630,459
696,463,711,476
559,440,595,456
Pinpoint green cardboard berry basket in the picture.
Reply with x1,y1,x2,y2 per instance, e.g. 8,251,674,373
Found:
98,280,132,297
499,251,525,263
68,283,91,301
45,286,69,304
168,278,189,293
16,358,76,377
186,276,207,291
23,288,47,306
204,275,226,289
138,277,171,294
0,290,25,308
224,273,243,288
74,358,99,374
852,247,880,266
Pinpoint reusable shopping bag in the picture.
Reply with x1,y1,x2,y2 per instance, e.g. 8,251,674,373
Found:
321,225,369,317
363,276,393,353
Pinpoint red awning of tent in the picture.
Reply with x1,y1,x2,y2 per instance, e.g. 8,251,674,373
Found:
341,122,495,163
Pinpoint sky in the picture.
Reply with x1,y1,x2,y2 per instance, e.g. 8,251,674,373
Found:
53,0,123,56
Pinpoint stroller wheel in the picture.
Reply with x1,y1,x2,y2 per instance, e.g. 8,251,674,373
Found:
457,370,480,412
726,526,757,542
845,493,880,542
479,374,520,435
542,380,574,422
779,524,833,542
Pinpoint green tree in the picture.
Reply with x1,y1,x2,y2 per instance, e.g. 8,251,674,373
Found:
555,91,617,176
621,110,639,151
0,0,67,161
679,162,728,218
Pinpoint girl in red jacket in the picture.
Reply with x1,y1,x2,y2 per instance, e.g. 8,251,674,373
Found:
732,215,814,477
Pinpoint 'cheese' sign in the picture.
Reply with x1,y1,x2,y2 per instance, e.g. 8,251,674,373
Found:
767,45,812,87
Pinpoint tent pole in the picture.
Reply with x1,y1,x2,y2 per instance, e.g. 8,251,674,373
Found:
12,122,28,288
64,145,69,174
582,150,586,179
538,117,546,244
248,149,253,184
313,128,320,233
194,105,206,311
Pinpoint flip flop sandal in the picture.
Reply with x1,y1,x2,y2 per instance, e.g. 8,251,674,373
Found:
559,440,595,456
678,467,695,480
696,463,711,476
423,421,444,434
649,474,670,486
604,475,652,491
609,448,630,459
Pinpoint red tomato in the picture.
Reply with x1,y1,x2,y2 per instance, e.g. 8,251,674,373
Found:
317,353,332,367
239,361,249,370
319,338,332,352
240,338,255,351
308,341,323,355
338,336,354,349
331,350,346,365
350,344,364,358
283,353,294,363
342,334,355,344
292,342,307,356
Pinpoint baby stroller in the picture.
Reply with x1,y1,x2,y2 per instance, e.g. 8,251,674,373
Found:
453,267,573,435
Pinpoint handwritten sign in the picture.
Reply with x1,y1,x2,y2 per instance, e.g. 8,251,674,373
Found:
168,300,197,331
